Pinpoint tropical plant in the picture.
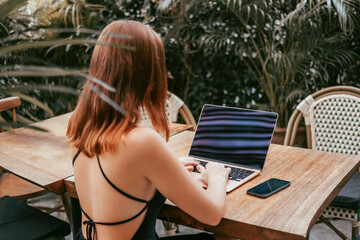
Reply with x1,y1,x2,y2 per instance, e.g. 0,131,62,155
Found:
0,0,130,128
158,0,360,126
150,1,262,118
1,0,359,128
0,0,163,125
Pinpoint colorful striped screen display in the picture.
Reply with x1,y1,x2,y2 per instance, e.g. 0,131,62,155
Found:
188,105,278,170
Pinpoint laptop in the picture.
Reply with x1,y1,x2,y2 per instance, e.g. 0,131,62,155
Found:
182,104,278,192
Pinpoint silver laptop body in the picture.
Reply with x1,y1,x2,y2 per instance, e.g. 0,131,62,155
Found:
184,104,278,192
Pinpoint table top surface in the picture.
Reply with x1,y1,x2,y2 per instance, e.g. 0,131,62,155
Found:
159,131,360,240
1,113,360,239
0,113,191,193
65,130,360,239
0,113,73,193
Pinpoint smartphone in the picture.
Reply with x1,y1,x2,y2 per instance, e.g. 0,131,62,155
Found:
246,178,290,198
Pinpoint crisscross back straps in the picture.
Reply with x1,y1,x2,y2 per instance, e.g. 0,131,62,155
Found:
73,152,151,240
80,203,149,240
96,155,149,203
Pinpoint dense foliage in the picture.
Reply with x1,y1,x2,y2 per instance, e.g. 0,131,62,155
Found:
0,0,359,127
156,0,360,125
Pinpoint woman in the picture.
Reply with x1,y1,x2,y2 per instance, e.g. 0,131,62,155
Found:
67,20,230,240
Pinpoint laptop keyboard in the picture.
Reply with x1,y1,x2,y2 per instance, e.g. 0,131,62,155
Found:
191,159,255,181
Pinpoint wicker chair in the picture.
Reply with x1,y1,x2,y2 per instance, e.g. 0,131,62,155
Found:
284,86,360,240
140,91,196,127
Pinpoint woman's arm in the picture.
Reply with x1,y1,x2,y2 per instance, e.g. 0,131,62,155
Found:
133,128,230,226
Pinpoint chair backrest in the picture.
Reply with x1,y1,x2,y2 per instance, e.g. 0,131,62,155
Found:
140,91,196,127
0,97,21,131
0,96,21,122
284,86,360,155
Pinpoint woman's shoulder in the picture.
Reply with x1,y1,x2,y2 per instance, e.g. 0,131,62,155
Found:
123,126,166,154
126,126,163,141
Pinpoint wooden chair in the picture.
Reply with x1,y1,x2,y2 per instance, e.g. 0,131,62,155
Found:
0,97,67,217
140,91,196,127
284,86,360,240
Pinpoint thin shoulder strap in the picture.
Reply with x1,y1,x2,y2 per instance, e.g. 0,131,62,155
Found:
96,156,148,203
81,203,149,226
72,149,82,166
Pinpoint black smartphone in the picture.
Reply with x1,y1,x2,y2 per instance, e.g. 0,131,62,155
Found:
246,178,290,198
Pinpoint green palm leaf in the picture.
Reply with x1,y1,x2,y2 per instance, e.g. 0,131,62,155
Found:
0,0,27,19
0,38,134,56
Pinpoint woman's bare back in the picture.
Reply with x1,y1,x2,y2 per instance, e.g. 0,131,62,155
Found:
73,127,160,239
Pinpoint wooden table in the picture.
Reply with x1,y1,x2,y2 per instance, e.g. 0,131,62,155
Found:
1,114,360,239
0,113,73,194
64,130,360,239
0,113,192,194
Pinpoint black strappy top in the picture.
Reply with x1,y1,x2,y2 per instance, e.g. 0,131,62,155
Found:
72,150,166,240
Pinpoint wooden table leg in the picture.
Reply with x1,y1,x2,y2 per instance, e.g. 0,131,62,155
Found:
319,215,350,240
61,193,72,227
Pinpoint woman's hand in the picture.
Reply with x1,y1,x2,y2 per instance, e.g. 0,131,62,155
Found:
180,158,199,172
196,162,231,185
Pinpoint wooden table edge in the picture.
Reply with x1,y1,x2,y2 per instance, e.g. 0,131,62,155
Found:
64,176,77,198
157,204,306,240
44,175,74,194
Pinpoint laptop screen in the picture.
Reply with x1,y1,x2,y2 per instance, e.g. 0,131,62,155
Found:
188,104,278,170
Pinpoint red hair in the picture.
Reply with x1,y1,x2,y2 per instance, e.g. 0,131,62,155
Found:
67,20,169,157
